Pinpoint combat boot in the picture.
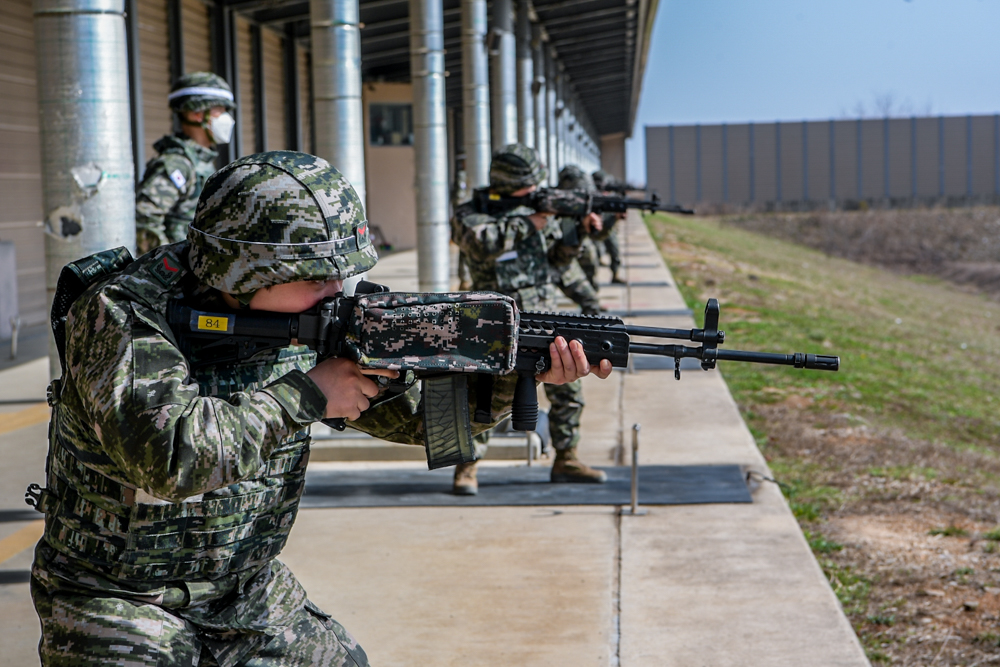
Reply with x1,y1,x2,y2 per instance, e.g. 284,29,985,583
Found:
610,272,626,285
453,461,479,495
550,448,607,484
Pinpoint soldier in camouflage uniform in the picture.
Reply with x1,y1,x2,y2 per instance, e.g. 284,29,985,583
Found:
135,72,236,255
450,144,608,494
592,170,625,284
553,166,603,315
29,150,610,666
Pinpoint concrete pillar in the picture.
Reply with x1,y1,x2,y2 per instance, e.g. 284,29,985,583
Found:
311,0,366,206
546,49,559,184
490,0,516,148
461,0,491,189
515,0,533,147
35,0,136,378
410,0,450,291
531,24,547,163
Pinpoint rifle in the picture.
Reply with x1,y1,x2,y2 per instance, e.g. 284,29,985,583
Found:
471,187,695,218
168,282,838,468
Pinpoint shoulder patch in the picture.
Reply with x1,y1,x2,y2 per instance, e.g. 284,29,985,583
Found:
149,251,187,287
168,169,187,190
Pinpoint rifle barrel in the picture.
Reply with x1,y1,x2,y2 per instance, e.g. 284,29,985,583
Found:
714,349,840,371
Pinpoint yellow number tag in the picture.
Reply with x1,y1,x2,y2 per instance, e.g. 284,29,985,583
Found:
197,315,230,332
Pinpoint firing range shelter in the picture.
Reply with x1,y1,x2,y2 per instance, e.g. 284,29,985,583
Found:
0,0,657,372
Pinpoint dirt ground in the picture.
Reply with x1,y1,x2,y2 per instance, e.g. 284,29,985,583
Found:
719,206,1000,665
755,400,1000,665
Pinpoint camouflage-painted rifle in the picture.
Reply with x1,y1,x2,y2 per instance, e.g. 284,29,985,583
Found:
471,187,696,217
168,282,838,468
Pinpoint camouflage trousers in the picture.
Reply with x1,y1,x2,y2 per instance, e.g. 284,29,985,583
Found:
475,378,584,453
556,259,601,315
31,577,369,667
602,229,621,275
576,237,601,291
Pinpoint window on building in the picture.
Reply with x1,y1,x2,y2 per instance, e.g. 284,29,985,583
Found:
369,103,413,146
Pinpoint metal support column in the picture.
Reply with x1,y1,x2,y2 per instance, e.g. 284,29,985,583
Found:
167,0,183,82
311,0,366,206
531,24,546,164
35,0,136,377
515,0,533,147
461,0,490,188
211,4,237,163
490,0,516,148
410,0,450,291
251,24,266,152
124,0,144,179
284,24,302,151
545,49,558,184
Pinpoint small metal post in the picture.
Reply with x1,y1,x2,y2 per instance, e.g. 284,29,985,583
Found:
621,423,647,515
10,316,21,360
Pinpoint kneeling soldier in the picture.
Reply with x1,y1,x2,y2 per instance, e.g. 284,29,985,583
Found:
29,151,607,666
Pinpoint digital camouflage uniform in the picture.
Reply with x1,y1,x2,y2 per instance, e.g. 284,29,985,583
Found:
136,72,236,255
553,166,602,315
29,152,516,666
135,135,219,254
591,170,623,281
451,146,586,455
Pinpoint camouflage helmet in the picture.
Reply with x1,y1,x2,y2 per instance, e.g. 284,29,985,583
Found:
169,72,236,113
592,169,614,191
558,165,595,193
188,151,377,295
489,144,547,194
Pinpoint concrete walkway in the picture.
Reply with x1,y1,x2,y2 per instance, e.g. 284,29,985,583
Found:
0,213,870,666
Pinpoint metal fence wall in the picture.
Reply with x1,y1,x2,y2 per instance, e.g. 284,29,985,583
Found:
646,114,1000,208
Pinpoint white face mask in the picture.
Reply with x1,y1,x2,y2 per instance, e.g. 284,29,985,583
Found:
208,112,235,145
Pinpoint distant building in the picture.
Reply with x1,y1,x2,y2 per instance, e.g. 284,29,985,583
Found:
645,115,1000,210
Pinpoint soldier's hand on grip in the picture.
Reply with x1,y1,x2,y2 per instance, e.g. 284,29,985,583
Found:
536,336,613,385
307,358,398,419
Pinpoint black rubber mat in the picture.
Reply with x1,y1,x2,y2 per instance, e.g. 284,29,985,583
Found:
0,570,30,586
300,464,751,508
625,357,704,371
605,308,693,318
0,509,41,523
600,280,673,288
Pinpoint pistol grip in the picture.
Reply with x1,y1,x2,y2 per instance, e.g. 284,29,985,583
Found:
510,372,539,432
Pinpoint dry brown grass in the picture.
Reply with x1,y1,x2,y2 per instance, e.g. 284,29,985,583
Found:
724,207,1000,297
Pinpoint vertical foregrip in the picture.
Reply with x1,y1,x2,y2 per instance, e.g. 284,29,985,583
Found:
511,371,539,431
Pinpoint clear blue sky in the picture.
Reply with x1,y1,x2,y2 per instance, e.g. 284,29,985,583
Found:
626,0,1000,184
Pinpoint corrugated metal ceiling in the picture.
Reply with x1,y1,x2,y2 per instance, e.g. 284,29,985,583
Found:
223,0,654,137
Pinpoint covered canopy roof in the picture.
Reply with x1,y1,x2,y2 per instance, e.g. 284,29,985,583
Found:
227,0,658,137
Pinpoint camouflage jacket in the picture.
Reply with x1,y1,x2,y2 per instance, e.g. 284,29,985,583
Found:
451,201,582,309
32,242,515,655
135,134,218,254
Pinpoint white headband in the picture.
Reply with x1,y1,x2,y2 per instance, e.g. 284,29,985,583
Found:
168,86,234,102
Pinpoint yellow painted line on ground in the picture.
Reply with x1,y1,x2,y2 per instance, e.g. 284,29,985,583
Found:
0,520,43,565
0,402,49,436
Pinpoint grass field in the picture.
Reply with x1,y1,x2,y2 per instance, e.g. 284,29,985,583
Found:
646,211,1000,665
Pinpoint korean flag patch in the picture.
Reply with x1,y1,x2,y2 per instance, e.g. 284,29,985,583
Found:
168,169,187,190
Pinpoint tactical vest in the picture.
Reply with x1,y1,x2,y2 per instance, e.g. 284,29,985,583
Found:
30,245,313,584
456,203,551,298
149,135,218,241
